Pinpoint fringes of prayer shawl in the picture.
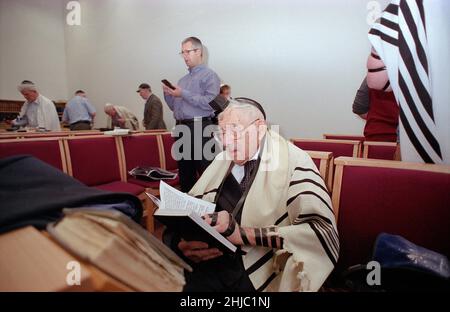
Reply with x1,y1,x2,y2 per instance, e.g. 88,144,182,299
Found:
189,130,339,291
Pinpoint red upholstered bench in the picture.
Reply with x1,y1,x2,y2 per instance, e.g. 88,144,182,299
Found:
323,134,365,157
291,138,360,158
64,136,145,196
331,157,450,274
0,138,67,172
159,132,179,183
120,133,178,190
363,141,397,160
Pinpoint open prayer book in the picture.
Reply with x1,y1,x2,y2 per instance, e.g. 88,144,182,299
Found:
47,208,191,291
149,181,237,254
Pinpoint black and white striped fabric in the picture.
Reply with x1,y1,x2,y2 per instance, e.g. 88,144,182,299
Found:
368,0,443,164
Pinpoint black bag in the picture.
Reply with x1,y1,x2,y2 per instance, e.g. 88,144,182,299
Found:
128,166,177,181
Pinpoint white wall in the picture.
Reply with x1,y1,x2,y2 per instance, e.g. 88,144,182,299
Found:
3,0,391,138
0,0,68,101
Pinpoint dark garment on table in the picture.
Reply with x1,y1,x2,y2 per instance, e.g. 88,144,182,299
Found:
174,119,217,192
0,155,143,234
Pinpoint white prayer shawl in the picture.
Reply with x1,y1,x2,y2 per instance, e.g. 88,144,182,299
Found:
368,0,449,164
106,105,140,130
19,94,61,131
189,130,338,292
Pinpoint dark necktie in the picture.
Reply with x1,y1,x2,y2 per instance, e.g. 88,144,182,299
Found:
239,160,257,192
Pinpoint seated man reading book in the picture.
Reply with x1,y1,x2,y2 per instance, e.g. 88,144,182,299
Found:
163,98,339,292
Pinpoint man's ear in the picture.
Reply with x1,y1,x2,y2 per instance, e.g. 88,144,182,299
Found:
256,120,267,138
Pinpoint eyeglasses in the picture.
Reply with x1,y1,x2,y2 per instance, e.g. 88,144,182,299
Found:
179,48,199,56
213,119,259,143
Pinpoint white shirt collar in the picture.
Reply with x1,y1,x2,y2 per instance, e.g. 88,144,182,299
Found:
230,145,261,184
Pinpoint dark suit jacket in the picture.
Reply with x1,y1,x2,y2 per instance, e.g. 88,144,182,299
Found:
143,94,166,129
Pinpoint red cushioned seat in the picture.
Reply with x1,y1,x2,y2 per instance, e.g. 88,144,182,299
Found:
160,132,178,171
121,134,162,186
365,144,396,160
67,137,121,186
122,133,180,190
95,181,144,196
334,160,450,274
292,140,357,158
0,139,64,171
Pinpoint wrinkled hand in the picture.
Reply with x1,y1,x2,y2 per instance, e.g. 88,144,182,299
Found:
177,239,223,263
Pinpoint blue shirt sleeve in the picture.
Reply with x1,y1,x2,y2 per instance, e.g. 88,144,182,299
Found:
180,71,220,110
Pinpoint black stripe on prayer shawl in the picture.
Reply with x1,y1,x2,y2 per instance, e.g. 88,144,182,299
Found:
382,80,391,91
399,106,433,163
312,221,339,261
246,250,274,276
399,74,441,158
384,3,399,15
295,215,339,251
308,222,338,266
289,179,330,197
368,67,387,73
294,217,340,258
296,213,333,225
194,188,219,199
399,0,428,74
293,167,322,179
275,212,288,225
381,17,399,32
371,52,381,60
369,28,398,46
287,191,333,213
416,0,426,32
398,32,433,120
256,272,277,292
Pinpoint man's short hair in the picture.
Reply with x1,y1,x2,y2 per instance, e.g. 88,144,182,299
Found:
75,90,85,95
182,36,203,52
104,103,115,113
220,84,230,94
17,80,37,92
137,83,151,92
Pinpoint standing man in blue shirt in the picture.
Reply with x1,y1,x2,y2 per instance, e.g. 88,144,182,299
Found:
62,90,96,130
163,37,221,192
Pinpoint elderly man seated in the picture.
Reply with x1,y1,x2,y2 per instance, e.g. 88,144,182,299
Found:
164,97,339,292
104,103,139,130
11,80,61,131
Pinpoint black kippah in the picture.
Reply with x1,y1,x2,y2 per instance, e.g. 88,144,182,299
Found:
234,97,266,120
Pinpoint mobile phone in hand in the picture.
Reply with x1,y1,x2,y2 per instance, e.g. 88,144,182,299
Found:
161,79,176,90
